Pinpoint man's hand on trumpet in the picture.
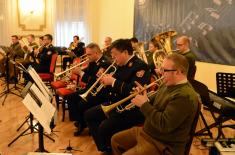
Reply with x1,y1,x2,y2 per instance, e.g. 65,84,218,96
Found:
100,74,115,86
131,81,149,107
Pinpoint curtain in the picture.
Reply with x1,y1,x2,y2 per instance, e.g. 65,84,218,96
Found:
134,0,235,65
54,0,90,47
0,0,13,46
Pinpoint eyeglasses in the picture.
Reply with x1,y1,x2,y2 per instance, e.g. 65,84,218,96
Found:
160,68,177,72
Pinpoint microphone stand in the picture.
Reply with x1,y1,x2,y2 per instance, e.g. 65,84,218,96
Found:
0,53,21,105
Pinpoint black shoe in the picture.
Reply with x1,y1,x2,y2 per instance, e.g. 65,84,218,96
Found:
73,123,85,136
74,121,79,128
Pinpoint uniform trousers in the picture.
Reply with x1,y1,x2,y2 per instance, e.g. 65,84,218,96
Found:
111,127,173,155
84,105,144,152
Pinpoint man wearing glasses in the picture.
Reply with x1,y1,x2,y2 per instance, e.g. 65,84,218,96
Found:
111,53,199,155
176,35,196,80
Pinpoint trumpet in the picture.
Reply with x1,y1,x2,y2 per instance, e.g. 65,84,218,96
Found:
101,76,164,115
54,55,89,78
80,61,117,102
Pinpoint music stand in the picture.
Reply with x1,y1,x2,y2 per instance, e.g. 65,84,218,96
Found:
8,83,55,147
22,84,56,152
0,51,21,105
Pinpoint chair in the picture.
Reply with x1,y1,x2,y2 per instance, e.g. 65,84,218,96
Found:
38,53,58,87
184,100,201,155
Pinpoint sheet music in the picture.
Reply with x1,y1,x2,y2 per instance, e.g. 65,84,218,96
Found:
26,152,72,155
27,66,53,101
22,84,56,134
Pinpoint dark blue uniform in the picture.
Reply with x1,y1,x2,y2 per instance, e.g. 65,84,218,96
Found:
66,55,111,128
84,55,151,152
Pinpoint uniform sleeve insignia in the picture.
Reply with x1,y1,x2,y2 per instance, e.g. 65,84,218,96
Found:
128,62,133,67
47,51,52,55
136,70,145,77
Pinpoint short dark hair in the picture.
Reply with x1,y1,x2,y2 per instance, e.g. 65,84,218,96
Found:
166,53,189,75
39,36,44,40
44,34,53,41
73,35,79,40
28,34,35,39
110,39,133,55
150,38,161,49
11,35,18,39
130,37,138,43
86,43,101,53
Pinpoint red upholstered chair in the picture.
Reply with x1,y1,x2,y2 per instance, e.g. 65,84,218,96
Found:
38,53,58,86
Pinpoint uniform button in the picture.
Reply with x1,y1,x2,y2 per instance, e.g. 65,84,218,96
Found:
109,92,112,95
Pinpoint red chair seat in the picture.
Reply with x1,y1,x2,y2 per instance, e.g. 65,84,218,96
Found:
38,73,54,81
56,87,75,97
51,81,67,89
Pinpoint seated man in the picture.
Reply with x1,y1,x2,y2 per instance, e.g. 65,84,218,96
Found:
111,53,199,155
84,39,151,153
31,34,56,73
66,43,111,135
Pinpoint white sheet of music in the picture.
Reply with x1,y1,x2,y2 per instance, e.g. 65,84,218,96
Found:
26,153,72,155
22,84,56,134
28,66,53,101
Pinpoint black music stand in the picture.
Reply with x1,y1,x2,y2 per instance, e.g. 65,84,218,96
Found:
21,83,56,152
215,72,235,138
0,53,21,105
7,82,55,147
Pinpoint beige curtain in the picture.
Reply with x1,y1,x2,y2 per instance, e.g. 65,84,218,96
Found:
0,0,13,46
54,0,91,47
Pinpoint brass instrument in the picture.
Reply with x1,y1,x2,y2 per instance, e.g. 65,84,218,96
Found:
155,30,177,54
101,76,164,115
54,54,89,78
135,42,148,64
152,30,178,72
80,61,117,101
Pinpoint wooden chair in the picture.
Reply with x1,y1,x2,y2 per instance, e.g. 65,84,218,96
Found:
38,53,58,87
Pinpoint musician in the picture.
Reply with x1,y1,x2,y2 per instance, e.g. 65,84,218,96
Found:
146,38,161,74
176,35,196,80
102,36,112,59
84,39,151,153
62,35,85,70
66,43,111,136
31,34,56,73
7,35,25,83
22,34,38,62
111,53,198,155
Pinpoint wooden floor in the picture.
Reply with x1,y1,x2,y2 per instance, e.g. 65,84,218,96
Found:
0,78,234,155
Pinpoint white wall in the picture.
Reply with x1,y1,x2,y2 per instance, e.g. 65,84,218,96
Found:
95,0,135,47
94,0,235,91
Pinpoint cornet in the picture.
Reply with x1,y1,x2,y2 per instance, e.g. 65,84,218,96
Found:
54,55,89,78
80,61,117,102
101,76,164,115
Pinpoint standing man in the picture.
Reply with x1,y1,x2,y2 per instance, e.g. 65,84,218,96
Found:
85,39,151,153
111,53,199,155
176,35,196,80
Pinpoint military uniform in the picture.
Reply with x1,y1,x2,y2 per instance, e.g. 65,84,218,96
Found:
8,42,25,82
66,55,111,128
31,44,56,73
62,42,85,70
84,55,151,152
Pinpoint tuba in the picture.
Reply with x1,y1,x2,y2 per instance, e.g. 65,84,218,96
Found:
135,42,148,64
155,30,177,54
153,30,177,70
